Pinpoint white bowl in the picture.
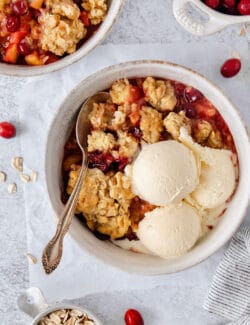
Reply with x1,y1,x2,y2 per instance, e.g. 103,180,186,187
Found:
45,60,250,275
0,0,123,77
173,0,250,35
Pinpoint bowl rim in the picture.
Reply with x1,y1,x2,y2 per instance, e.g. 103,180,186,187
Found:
191,0,250,20
0,0,123,77
45,60,250,275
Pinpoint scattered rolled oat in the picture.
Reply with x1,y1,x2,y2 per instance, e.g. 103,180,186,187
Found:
0,171,6,182
20,173,31,183
11,156,23,172
38,309,95,325
240,27,246,36
31,171,38,182
25,253,37,264
8,183,17,194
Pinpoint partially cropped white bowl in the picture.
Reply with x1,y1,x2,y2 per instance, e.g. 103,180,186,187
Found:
0,0,123,77
45,60,250,275
173,0,250,36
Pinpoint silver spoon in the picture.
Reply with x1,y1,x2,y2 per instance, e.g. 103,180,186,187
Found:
42,92,110,274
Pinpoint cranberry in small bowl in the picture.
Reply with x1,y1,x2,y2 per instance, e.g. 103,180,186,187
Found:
173,0,250,36
0,0,123,76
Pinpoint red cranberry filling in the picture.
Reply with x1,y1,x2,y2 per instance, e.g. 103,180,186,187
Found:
184,87,203,103
88,151,114,172
128,126,143,139
18,38,32,55
6,16,21,33
185,104,197,118
12,0,29,16
173,81,186,97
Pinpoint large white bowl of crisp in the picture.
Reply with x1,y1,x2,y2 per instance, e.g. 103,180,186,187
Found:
45,60,250,274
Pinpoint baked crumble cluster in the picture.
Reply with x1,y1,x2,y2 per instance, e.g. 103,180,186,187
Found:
0,0,107,65
63,77,236,240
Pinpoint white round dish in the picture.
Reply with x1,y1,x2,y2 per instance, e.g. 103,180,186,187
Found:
45,60,250,275
173,0,250,36
18,287,103,325
0,0,123,77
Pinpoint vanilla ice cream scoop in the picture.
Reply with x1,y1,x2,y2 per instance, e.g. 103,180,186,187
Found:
131,140,199,206
191,149,235,209
179,127,236,209
137,202,201,258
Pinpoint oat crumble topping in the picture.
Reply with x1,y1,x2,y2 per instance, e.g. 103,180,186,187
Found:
193,120,212,143
67,168,135,239
0,0,108,65
163,111,190,140
140,106,163,143
88,102,115,130
117,131,139,158
40,5,86,56
82,0,107,25
143,77,177,111
110,79,131,105
87,130,116,152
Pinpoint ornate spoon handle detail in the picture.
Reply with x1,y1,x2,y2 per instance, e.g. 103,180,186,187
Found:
42,161,87,274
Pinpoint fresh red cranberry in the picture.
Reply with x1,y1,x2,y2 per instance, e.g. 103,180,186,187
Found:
221,0,236,8
0,122,16,139
184,87,203,103
185,105,197,118
6,16,20,33
12,0,28,16
220,58,241,77
205,0,220,9
124,309,144,325
237,0,250,15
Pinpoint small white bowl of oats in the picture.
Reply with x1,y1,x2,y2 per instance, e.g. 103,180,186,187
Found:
45,60,250,274
0,0,123,76
18,287,103,325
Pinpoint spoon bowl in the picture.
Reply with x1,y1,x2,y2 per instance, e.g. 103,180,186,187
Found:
76,92,111,151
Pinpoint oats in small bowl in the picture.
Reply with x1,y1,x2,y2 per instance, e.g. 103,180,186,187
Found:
38,308,96,325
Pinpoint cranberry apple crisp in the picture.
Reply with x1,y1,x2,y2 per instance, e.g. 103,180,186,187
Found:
62,77,238,257
0,0,107,65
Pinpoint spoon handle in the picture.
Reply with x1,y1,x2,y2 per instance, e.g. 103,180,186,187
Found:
42,160,87,274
